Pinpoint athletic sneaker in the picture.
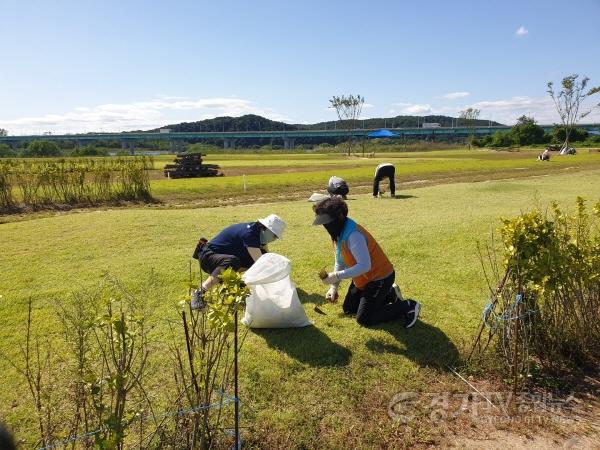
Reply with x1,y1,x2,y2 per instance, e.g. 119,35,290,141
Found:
191,288,206,311
405,300,421,328
392,283,404,302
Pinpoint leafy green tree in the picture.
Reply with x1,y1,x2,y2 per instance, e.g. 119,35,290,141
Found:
510,115,545,145
488,131,515,147
547,74,600,150
0,128,7,136
23,140,62,157
0,143,16,157
72,145,108,156
549,126,588,144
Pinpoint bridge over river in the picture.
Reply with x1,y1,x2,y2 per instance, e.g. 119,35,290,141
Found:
1,124,597,150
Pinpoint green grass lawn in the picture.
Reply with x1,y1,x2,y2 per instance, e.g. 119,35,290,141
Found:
150,149,600,206
2,168,600,447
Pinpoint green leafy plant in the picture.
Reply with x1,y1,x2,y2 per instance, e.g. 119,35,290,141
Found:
88,297,150,449
0,156,153,213
167,267,248,449
472,197,600,384
8,276,157,450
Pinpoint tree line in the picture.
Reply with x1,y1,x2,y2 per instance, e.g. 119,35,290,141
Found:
472,116,599,148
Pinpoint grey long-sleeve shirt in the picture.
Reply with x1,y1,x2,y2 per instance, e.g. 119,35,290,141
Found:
331,231,371,287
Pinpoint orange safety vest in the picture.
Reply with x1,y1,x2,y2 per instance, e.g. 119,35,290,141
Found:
338,221,393,289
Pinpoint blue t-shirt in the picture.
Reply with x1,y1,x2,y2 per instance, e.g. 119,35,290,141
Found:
207,222,262,268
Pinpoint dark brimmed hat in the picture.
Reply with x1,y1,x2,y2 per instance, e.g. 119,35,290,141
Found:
312,213,334,226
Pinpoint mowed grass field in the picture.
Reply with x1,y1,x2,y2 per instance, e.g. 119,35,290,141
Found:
149,149,600,207
2,149,600,447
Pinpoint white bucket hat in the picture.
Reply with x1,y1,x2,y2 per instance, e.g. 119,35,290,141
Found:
258,214,286,239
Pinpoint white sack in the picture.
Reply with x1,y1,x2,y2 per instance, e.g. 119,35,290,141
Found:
242,253,312,328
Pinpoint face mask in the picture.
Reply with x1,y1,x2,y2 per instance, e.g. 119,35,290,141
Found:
323,218,345,241
260,229,277,245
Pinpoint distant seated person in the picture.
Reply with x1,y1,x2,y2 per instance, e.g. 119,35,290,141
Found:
559,146,576,155
327,176,349,199
191,214,286,309
537,148,550,161
373,163,396,197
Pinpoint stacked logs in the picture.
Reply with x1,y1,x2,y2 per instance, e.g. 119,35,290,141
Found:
163,153,223,179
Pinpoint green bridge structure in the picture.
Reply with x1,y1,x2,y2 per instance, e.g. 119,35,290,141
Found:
1,124,598,151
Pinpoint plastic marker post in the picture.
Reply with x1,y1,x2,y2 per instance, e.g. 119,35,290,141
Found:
243,174,247,192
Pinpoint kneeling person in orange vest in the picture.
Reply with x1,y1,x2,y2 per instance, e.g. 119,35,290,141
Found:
312,197,420,327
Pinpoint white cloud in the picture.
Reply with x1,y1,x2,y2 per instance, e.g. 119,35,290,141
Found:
390,96,600,124
468,96,600,124
441,91,470,100
515,26,528,37
468,96,562,123
392,102,433,114
0,97,290,135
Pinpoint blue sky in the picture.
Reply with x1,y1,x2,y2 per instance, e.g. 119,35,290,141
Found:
1,0,599,135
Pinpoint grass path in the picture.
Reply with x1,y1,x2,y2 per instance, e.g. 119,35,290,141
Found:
1,169,599,447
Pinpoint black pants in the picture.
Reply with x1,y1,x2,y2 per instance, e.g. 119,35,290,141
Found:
342,271,410,326
198,245,242,276
373,165,395,196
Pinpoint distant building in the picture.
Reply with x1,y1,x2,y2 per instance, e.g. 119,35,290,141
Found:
422,123,441,129
159,128,172,133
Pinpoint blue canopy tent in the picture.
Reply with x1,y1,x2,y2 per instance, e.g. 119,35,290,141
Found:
367,128,399,138
362,129,400,156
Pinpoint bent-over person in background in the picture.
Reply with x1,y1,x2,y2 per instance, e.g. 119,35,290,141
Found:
373,162,396,197
191,214,286,309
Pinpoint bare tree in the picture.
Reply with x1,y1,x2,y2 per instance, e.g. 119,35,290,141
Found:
459,107,481,149
547,74,600,150
329,94,364,155
0,128,7,136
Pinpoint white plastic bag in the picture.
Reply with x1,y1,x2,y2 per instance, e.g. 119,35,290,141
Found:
241,253,312,328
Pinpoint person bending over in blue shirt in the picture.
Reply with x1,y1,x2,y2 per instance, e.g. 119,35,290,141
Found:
191,214,286,309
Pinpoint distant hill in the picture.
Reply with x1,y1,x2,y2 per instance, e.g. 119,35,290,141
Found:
305,115,503,130
150,114,503,133
150,115,297,133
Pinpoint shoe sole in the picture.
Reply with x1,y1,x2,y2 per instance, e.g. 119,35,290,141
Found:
406,302,421,328
392,283,404,301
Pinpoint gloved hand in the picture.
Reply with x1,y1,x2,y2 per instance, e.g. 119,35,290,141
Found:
325,286,339,302
321,272,339,285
